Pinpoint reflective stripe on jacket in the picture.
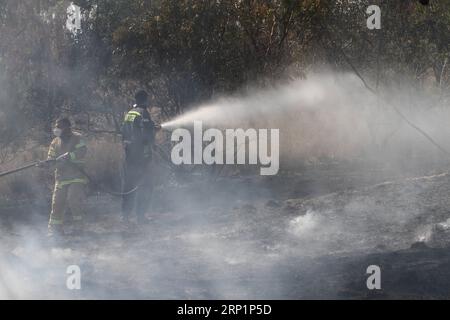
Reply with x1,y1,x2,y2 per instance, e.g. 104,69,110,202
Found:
47,132,88,186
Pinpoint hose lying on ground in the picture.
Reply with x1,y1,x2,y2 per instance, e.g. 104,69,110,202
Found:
0,154,138,197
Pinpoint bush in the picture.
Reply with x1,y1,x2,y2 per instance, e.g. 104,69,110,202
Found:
84,138,124,192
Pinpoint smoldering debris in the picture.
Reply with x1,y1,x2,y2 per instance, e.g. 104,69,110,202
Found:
1,165,450,299
284,172,450,256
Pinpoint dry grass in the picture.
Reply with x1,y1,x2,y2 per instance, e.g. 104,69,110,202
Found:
0,145,51,202
84,138,124,190
0,137,125,202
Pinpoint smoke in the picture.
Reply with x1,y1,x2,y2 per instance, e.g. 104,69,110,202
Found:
2,72,450,299
163,72,450,169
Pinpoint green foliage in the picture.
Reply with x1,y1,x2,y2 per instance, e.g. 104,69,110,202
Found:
0,0,449,152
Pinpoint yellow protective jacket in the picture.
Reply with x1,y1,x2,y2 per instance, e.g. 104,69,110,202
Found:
47,132,88,187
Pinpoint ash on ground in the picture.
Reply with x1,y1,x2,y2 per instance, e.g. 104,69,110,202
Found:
2,164,450,299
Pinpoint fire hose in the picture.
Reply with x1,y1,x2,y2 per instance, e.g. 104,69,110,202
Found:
0,161,49,178
0,153,138,196
69,159,139,196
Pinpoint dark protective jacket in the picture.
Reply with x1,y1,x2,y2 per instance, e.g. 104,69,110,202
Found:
121,105,156,162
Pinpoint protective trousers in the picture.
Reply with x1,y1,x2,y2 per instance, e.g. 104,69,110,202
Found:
49,182,86,226
121,157,153,220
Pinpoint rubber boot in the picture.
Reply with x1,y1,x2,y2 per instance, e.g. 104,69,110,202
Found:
47,224,65,238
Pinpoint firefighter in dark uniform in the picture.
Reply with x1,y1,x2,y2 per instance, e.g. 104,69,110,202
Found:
121,90,158,224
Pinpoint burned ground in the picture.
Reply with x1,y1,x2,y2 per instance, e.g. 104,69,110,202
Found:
2,162,450,299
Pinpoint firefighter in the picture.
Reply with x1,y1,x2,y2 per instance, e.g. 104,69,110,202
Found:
121,90,158,224
45,117,88,237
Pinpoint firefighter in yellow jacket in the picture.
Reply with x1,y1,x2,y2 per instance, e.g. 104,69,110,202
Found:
45,117,88,237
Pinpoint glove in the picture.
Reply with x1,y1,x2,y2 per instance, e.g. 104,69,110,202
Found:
56,152,70,162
